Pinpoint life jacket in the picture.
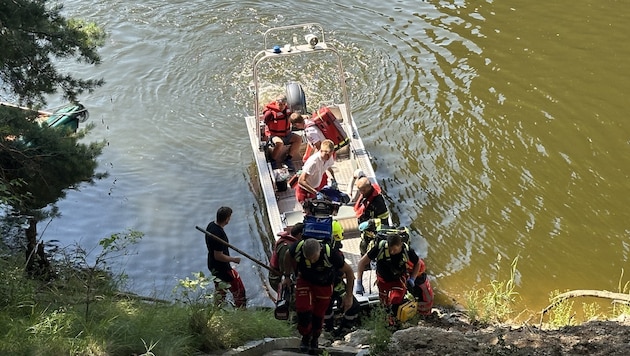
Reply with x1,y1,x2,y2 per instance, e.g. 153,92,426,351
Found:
263,102,290,137
376,239,409,276
270,232,298,270
354,184,386,220
308,107,349,151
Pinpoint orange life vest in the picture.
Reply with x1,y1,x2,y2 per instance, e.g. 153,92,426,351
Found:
263,102,290,137
354,184,381,219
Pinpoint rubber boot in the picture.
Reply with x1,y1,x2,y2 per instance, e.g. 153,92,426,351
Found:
299,334,310,352
309,334,319,355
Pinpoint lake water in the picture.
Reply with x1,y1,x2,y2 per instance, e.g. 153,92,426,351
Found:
42,0,630,314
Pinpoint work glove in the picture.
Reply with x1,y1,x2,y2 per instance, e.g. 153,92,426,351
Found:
406,277,416,290
358,219,379,232
354,280,365,295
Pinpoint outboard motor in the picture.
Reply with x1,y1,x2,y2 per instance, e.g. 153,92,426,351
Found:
285,82,307,114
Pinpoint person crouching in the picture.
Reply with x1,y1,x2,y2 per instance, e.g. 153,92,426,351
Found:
355,233,420,326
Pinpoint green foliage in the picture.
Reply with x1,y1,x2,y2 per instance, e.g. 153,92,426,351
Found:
363,305,393,355
612,268,630,317
0,0,106,106
0,0,107,235
465,255,520,324
546,290,576,328
0,232,292,355
0,254,37,313
172,272,292,352
0,105,107,212
173,271,214,305
582,302,601,321
544,270,629,328
53,230,143,321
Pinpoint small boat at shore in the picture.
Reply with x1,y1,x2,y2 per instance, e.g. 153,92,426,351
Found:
0,101,89,133
244,23,382,306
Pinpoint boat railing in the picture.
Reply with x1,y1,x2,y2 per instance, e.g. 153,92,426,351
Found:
261,23,326,51
250,23,353,143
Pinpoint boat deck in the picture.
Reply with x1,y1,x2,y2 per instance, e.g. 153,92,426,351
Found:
265,106,379,302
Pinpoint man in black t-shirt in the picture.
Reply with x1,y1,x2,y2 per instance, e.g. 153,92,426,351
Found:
205,206,246,308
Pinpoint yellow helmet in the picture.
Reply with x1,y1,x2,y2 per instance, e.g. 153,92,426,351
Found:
332,220,344,241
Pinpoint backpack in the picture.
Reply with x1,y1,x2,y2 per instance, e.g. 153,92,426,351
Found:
375,239,410,265
302,198,339,245
294,239,332,268
365,225,410,253
303,198,339,216
376,225,410,244
270,233,297,270
308,107,350,151
303,215,333,242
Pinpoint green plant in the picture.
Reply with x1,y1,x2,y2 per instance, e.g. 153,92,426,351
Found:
465,255,520,324
612,268,630,317
173,271,219,305
582,301,601,321
56,230,143,321
363,305,393,355
546,290,575,328
173,271,223,349
0,254,37,312
138,338,159,356
172,272,292,352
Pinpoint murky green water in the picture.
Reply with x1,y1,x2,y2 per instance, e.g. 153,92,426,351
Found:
41,0,630,314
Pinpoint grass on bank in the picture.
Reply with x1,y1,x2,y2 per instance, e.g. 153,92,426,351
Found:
464,255,630,327
0,233,293,356
5,229,630,356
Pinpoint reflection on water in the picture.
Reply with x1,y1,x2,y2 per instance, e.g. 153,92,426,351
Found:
40,0,630,316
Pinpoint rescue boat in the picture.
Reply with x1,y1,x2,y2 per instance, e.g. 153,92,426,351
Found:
244,23,382,307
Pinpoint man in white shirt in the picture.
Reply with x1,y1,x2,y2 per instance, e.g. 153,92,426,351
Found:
296,139,336,203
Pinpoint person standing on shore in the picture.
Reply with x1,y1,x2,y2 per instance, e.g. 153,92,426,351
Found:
205,206,247,308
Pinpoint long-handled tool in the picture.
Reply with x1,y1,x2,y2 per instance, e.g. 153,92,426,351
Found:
195,225,281,276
